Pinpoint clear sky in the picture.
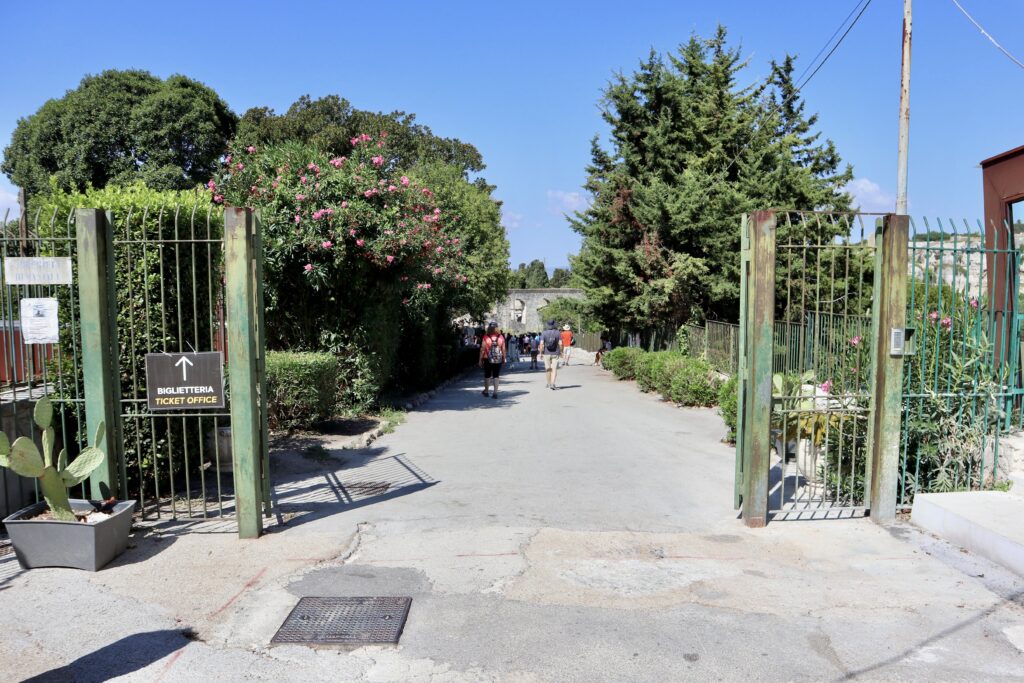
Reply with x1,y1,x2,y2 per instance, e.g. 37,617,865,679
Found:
2,1,1023,271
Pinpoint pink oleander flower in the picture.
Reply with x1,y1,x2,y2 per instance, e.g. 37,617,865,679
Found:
322,241,333,249
400,176,410,187
247,145,256,153
424,283,431,290
434,208,441,215
364,189,376,198
350,136,360,146
329,157,343,169
372,156,384,167
304,263,313,273
402,298,409,305
434,267,442,274
941,316,952,329
929,310,940,323
294,215,301,224
356,239,365,247
388,185,397,192
206,179,217,191
225,154,232,164
849,335,862,347
386,255,394,263
235,162,244,171
296,194,305,201
436,246,443,253
300,176,308,184
212,194,224,204
341,201,349,209
360,133,372,142
970,298,979,309
820,380,832,394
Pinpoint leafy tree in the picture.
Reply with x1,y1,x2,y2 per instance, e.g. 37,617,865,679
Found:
523,259,550,288
539,297,600,333
549,267,572,288
411,161,510,318
235,95,485,178
570,28,852,331
3,70,236,196
508,259,549,288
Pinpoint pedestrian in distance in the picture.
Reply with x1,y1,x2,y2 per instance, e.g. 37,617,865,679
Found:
508,331,520,366
541,320,562,389
479,321,506,398
594,337,612,365
529,332,540,370
560,324,574,366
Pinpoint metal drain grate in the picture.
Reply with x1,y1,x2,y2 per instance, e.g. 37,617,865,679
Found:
272,597,412,646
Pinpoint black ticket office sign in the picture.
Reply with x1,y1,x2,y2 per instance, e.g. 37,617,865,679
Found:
145,352,225,411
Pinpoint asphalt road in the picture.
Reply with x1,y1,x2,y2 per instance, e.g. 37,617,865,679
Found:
2,359,1023,681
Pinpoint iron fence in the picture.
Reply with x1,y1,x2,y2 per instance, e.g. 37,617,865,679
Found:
0,208,88,520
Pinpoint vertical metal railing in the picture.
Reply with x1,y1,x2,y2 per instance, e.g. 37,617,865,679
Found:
897,218,1018,506
0,208,87,520
109,205,230,522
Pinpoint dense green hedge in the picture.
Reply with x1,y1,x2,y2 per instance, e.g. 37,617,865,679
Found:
265,352,342,431
602,347,720,407
718,375,739,442
601,347,644,380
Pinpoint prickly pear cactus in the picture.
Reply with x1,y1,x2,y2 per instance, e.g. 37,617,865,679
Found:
0,397,106,521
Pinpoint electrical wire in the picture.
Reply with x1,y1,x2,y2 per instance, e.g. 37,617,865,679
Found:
714,0,874,182
951,0,1024,72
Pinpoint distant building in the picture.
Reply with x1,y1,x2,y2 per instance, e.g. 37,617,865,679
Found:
488,288,584,332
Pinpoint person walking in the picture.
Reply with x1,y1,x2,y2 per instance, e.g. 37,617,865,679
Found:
508,331,520,366
541,320,562,389
560,324,574,366
529,332,540,370
479,321,505,398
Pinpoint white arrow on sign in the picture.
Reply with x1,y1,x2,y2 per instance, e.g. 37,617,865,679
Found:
175,355,194,382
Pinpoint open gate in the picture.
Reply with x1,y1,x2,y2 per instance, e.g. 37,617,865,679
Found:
737,211,1023,526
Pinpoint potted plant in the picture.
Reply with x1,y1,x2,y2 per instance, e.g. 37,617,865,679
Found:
1,397,135,571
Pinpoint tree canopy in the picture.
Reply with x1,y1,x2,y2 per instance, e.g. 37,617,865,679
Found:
570,28,853,330
235,95,485,179
509,260,550,289
2,69,237,196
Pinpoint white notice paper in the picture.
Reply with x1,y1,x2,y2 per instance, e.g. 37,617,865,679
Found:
20,298,59,345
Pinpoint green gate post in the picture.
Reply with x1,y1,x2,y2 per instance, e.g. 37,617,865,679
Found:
76,209,124,499
225,207,263,539
866,214,909,523
741,211,776,527
252,213,272,516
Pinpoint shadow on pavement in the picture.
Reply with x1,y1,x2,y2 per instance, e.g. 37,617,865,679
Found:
269,448,438,529
21,629,189,683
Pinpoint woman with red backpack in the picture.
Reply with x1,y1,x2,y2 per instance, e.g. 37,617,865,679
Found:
479,321,506,398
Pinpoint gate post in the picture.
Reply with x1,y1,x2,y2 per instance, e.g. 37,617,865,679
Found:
76,209,124,499
866,214,909,523
741,211,776,527
224,207,263,539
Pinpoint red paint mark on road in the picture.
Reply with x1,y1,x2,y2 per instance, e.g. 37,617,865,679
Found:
208,567,268,618
153,647,185,682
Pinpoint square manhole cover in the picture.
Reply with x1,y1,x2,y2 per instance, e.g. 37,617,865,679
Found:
272,597,412,646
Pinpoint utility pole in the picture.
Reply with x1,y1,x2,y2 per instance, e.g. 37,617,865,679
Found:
895,0,912,215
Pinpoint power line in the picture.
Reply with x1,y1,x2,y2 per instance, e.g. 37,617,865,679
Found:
795,0,874,92
794,0,871,88
715,0,874,180
951,0,1024,71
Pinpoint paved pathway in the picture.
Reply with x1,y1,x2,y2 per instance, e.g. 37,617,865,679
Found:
3,359,1024,681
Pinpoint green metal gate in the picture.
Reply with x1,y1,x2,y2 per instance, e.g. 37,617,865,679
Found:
0,204,269,539
738,211,1022,526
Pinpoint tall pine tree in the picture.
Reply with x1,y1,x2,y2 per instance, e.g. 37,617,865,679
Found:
571,27,853,330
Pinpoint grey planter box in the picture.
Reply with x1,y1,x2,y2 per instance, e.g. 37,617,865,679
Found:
3,499,136,571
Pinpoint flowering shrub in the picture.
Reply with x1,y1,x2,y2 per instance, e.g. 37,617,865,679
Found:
212,136,468,316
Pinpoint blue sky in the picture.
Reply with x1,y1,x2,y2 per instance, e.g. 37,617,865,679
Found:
2,1,1023,270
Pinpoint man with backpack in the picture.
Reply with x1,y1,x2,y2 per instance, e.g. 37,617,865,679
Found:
479,321,506,398
541,320,562,390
